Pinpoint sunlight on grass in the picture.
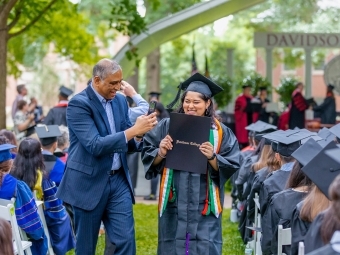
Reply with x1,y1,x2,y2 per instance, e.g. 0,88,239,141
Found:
67,204,244,254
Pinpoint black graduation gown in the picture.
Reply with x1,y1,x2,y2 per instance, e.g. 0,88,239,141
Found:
247,167,270,221
304,212,326,254
306,243,340,255
141,118,240,255
289,92,308,129
291,201,311,255
259,170,291,217
313,96,336,124
261,189,306,255
44,106,67,126
43,154,65,187
235,155,258,200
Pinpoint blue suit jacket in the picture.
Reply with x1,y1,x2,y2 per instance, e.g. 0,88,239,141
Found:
57,86,139,210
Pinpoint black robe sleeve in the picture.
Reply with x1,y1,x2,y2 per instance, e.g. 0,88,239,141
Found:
291,201,311,255
142,118,170,180
259,173,273,215
304,213,326,254
261,196,278,255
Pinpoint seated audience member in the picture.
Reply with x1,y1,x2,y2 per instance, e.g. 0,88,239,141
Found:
291,185,330,255
248,138,280,219
13,100,36,141
247,137,281,221
0,129,18,158
261,161,312,255
259,130,316,216
306,231,340,255
299,147,340,254
35,125,65,186
0,218,14,255
54,125,69,163
11,138,75,255
0,142,47,255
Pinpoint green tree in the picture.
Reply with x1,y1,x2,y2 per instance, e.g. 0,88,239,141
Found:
0,0,151,129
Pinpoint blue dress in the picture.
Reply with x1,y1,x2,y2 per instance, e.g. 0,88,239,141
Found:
0,174,48,255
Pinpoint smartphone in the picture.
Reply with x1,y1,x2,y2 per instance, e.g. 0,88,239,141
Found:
148,101,157,115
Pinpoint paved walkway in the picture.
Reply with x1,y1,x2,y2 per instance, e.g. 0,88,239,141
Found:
134,155,232,209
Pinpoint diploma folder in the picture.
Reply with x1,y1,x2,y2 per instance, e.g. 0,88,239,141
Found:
165,113,211,174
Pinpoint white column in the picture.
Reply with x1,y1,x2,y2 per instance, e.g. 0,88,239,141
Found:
304,48,313,98
265,48,273,101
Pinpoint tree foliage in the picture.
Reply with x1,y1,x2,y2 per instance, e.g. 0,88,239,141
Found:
276,77,299,106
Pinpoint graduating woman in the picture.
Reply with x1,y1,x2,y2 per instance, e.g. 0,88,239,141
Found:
11,138,75,255
0,142,48,255
142,73,240,255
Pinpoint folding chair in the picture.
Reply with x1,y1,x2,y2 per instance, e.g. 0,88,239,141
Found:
298,241,305,255
0,201,32,255
277,225,291,255
36,200,55,255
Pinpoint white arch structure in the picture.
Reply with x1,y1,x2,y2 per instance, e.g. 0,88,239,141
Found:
113,0,266,76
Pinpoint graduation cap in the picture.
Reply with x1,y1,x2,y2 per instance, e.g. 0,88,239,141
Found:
0,144,16,163
59,85,73,98
318,127,336,147
148,91,161,100
245,120,277,134
328,84,335,90
302,142,340,199
259,86,267,91
329,123,340,139
35,125,62,146
325,146,340,164
267,130,318,157
271,142,278,152
291,138,323,166
167,73,223,109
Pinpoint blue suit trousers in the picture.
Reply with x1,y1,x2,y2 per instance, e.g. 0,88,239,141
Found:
73,170,135,255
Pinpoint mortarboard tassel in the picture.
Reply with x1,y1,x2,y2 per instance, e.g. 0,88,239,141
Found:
166,83,183,109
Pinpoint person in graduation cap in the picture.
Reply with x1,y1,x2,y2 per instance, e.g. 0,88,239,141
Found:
11,138,75,255
313,84,336,125
141,73,240,255
259,130,314,217
261,160,313,255
35,125,65,186
0,141,48,255
297,146,340,254
13,99,36,141
252,86,270,123
43,85,74,127
148,91,161,102
234,84,253,148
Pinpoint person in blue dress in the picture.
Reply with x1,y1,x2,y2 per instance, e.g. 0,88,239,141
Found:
0,142,48,255
11,138,75,255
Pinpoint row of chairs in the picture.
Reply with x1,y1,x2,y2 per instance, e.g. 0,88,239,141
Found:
249,193,305,255
0,198,54,255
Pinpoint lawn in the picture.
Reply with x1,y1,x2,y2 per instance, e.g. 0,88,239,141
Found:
67,204,245,254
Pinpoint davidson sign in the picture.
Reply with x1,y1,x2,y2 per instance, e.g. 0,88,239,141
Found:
254,32,340,48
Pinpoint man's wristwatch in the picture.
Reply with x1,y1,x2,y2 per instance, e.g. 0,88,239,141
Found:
208,153,216,160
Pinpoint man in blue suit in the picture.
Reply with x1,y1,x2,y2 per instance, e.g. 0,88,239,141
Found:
57,59,158,255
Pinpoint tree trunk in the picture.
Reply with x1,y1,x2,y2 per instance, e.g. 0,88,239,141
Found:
0,25,8,129
146,47,161,98
126,67,139,92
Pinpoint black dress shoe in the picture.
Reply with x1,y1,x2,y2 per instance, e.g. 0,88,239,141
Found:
143,194,157,200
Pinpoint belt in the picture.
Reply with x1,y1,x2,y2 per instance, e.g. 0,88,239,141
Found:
107,167,123,176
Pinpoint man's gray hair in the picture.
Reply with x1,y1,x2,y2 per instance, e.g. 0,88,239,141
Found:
92,58,121,80
57,125,69,149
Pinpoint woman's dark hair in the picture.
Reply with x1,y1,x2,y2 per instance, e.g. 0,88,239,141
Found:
176,91,216,126
0,218,13,255
156,102,170,120
17,100,27,111
11,138,45,191
327,86,334,98
285,161,312,189
320,175,340,244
